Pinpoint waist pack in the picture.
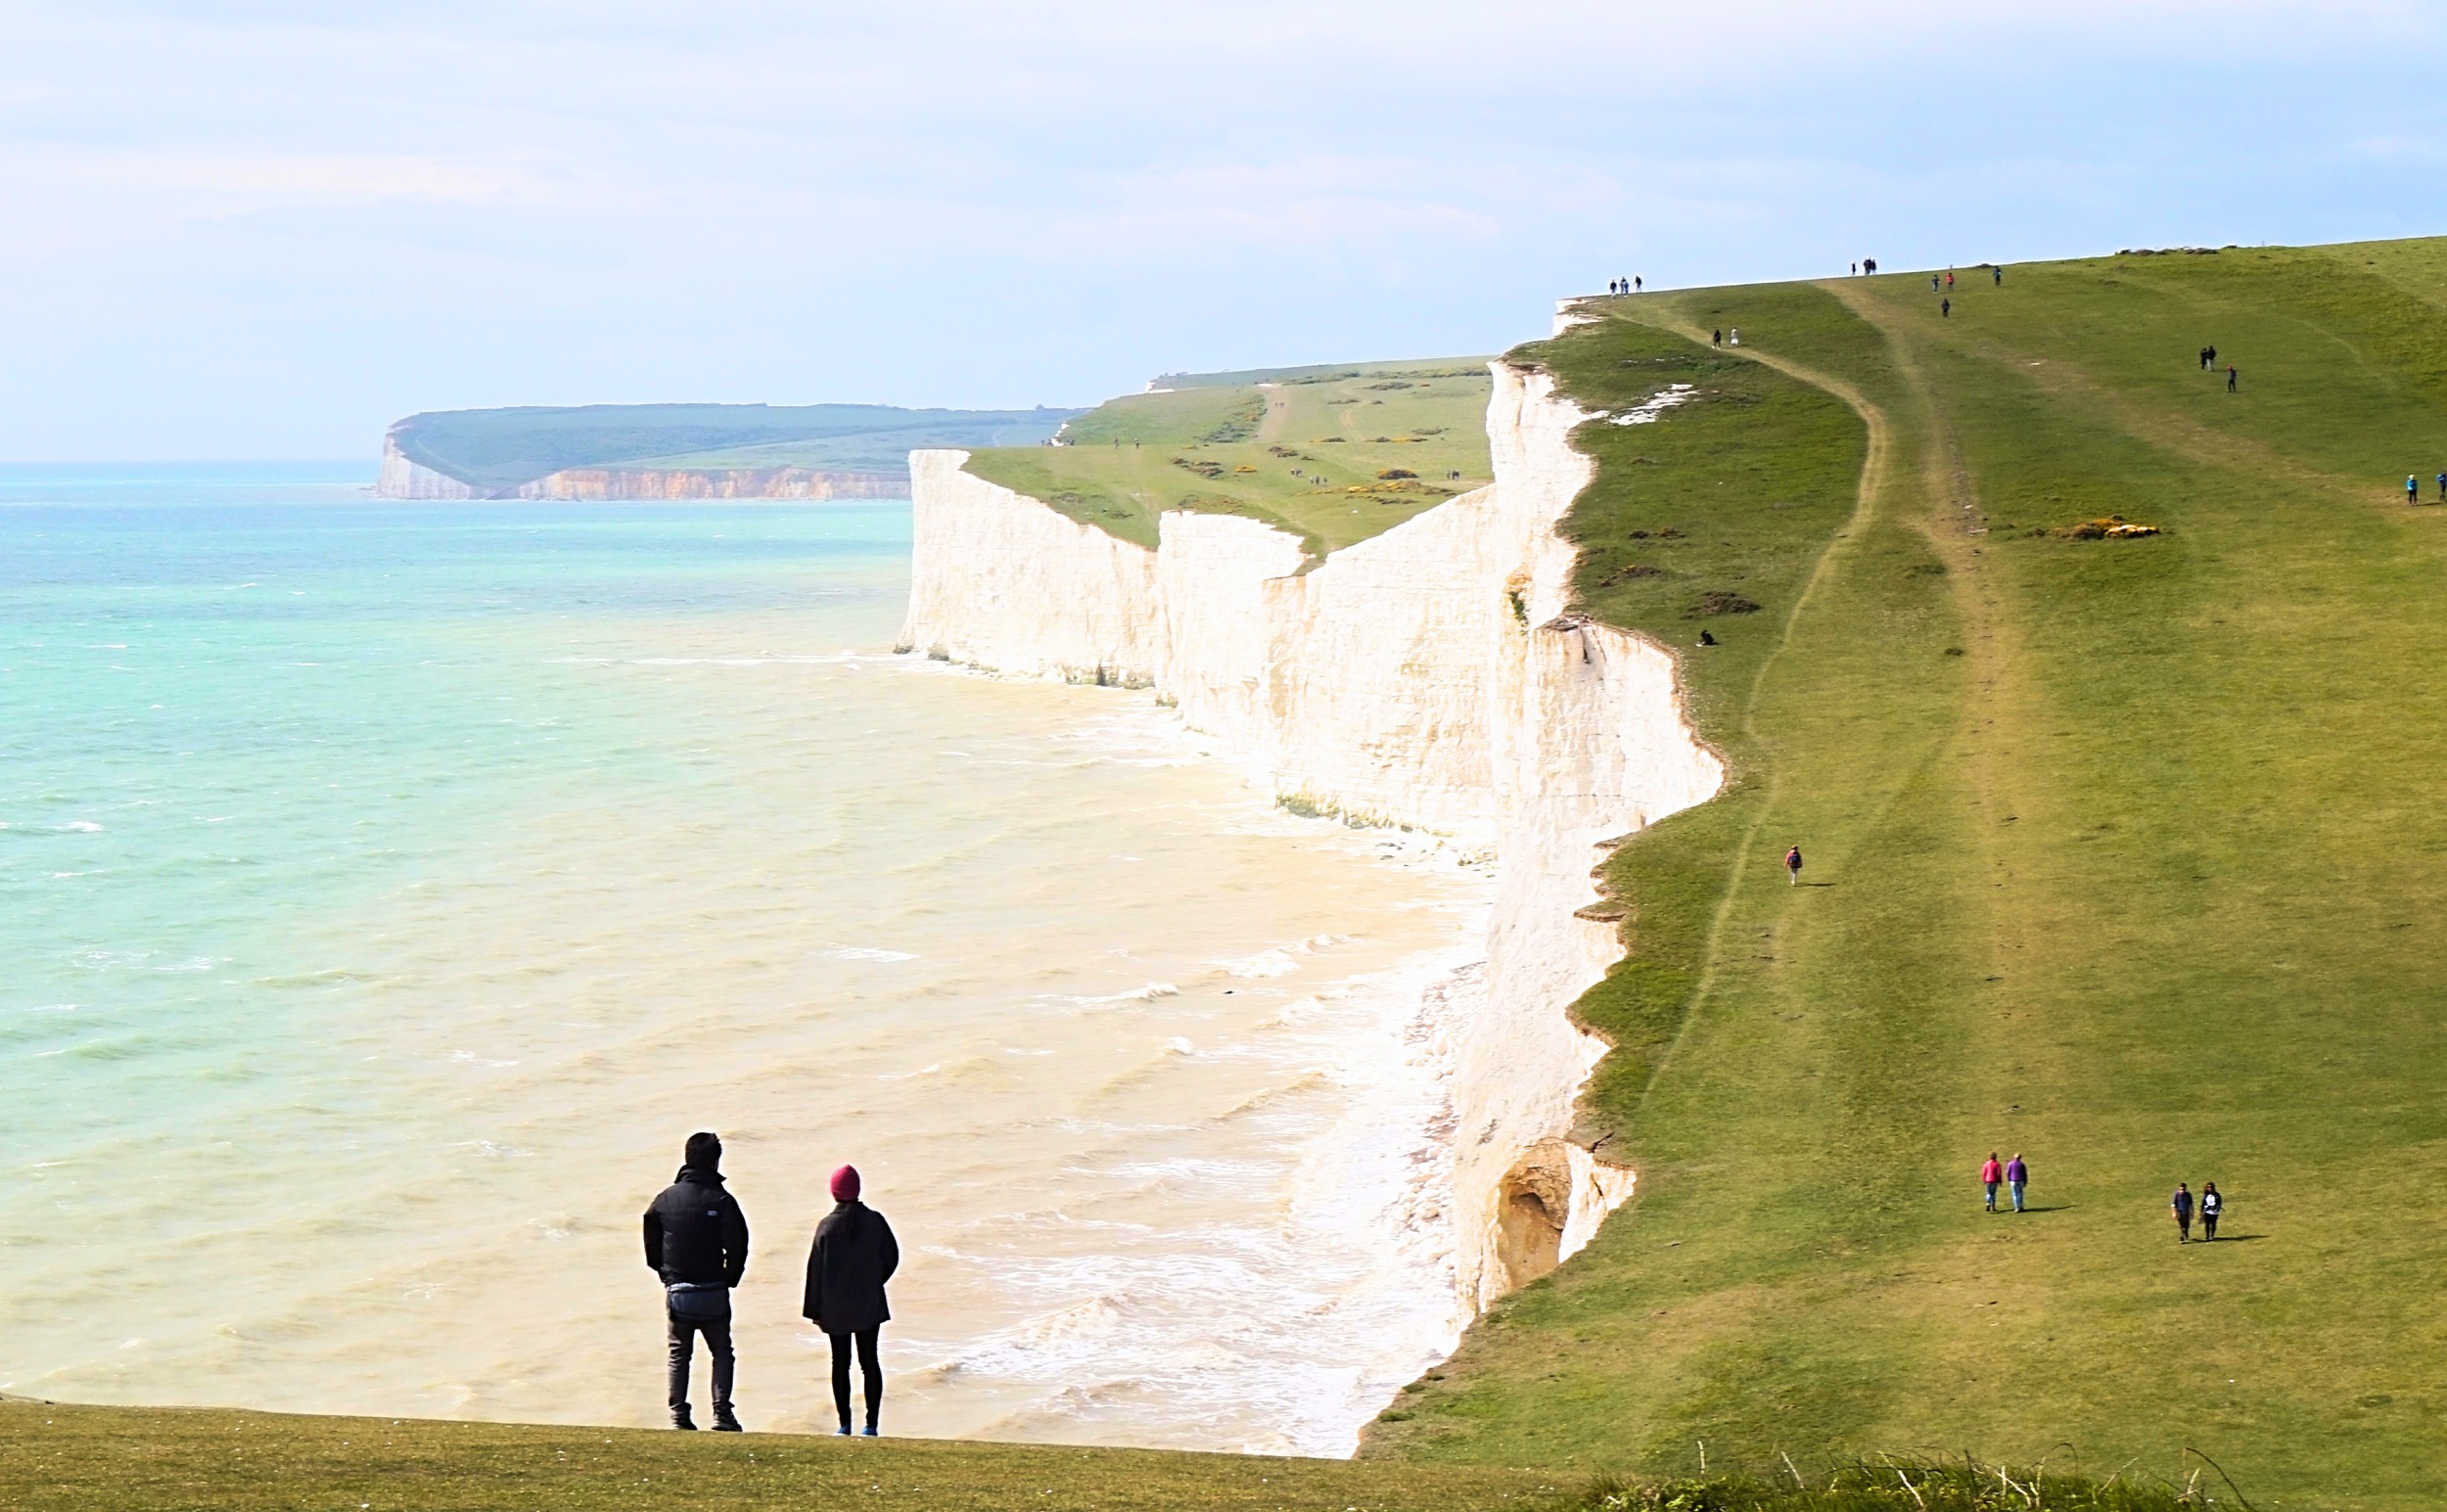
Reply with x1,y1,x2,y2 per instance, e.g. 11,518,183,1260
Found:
667,1282,731,1321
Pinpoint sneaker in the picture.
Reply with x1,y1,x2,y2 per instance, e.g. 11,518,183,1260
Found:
835,1424,852,1437
672,1407,698,1431
861,1424,879,1438
712,1409,743,1433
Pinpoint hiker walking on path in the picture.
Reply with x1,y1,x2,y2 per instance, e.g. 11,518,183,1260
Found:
1713,328,1724,347
1945,269,1955,290
2199,1181,2224,1240
805,1164,900,1438
2006,1154,2028,1213
1783,846,1803,885
644,1131,750,1432
1982,1153,2004,1212
2172,1182,2195,1242
1931,274,1941,292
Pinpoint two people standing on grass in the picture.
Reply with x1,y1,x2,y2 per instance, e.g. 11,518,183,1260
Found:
1980,1153,2029,1213
642,1133,900,1435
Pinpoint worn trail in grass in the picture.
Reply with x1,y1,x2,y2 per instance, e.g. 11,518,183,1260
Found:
1368,241,2447,1511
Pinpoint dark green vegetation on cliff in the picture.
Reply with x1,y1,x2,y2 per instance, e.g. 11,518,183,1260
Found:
1365,239,2447,1510
961,358,1494,555
390,403,1077,490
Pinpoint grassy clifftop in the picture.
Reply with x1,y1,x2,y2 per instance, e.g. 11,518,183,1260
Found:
960,358,1494,556
1364,239,2447,1510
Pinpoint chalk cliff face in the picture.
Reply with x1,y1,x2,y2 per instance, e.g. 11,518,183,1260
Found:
899,361,1723,1311
375,436,904,501
378,436,483,499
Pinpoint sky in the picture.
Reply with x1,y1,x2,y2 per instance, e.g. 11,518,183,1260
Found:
2,1,2444,460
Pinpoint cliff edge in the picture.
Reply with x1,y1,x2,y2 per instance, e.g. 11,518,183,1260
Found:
899,360,1723,1311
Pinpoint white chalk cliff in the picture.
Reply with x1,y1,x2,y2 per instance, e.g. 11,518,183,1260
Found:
899,361,1724,1312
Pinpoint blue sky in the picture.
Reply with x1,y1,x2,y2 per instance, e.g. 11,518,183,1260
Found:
2,2,2442,459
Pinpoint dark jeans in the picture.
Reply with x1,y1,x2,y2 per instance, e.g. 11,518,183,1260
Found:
669,1311,735,1414
2201,1214,2219,1240
829,1326,882,1429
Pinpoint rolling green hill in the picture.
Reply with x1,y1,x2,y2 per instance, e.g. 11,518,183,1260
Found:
1362,239,2447,1510
960,357,1495,557
389,402,1079,491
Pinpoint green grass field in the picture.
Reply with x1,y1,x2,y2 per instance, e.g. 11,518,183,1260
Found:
1362,240,2447,1510
960,358,1495,557
0,1401,2206,1512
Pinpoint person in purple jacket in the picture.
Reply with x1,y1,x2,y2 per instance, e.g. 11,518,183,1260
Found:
2005,1153,2028,1213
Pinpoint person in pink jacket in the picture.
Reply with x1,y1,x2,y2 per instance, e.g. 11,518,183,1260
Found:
1980,1153,2004,1213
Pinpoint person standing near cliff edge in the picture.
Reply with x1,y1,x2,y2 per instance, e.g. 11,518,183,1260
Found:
806,1165,900,1438
644,1131,750,1431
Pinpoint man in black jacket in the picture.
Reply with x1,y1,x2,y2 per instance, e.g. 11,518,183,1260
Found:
643,1131,750,1431
805,1164,899,1436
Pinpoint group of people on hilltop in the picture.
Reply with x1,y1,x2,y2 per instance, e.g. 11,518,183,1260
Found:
643,1131,899,1435
1608,275,1642,295
2200,344,2239,392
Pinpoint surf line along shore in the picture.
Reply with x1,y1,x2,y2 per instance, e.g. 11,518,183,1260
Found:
895,357,1723,1365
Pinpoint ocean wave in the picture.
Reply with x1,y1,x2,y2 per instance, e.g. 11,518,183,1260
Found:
1218,948,1300,979
1037,982,1180,1008
815,945,918,962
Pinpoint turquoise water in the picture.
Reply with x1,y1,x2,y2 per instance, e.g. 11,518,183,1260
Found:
3,470,907,1150
0,466,1486,1449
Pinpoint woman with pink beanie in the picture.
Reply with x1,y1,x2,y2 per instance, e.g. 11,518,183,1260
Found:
804,1164,900,1437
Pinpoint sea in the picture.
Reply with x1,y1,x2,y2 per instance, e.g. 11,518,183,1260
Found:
0,464,1490,1453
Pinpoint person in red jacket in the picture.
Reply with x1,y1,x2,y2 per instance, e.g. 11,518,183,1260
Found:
1784,846,1804,885
1980,1153,2004,1213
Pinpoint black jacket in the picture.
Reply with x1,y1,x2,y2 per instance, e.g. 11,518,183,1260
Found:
804,1200,899,1335
643,1167,750,1288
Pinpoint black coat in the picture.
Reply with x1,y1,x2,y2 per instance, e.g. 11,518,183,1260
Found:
643,1167,750,1287
804,1200,899,1336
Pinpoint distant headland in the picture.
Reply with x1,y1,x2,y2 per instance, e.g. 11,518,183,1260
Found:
375,401,1081,500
